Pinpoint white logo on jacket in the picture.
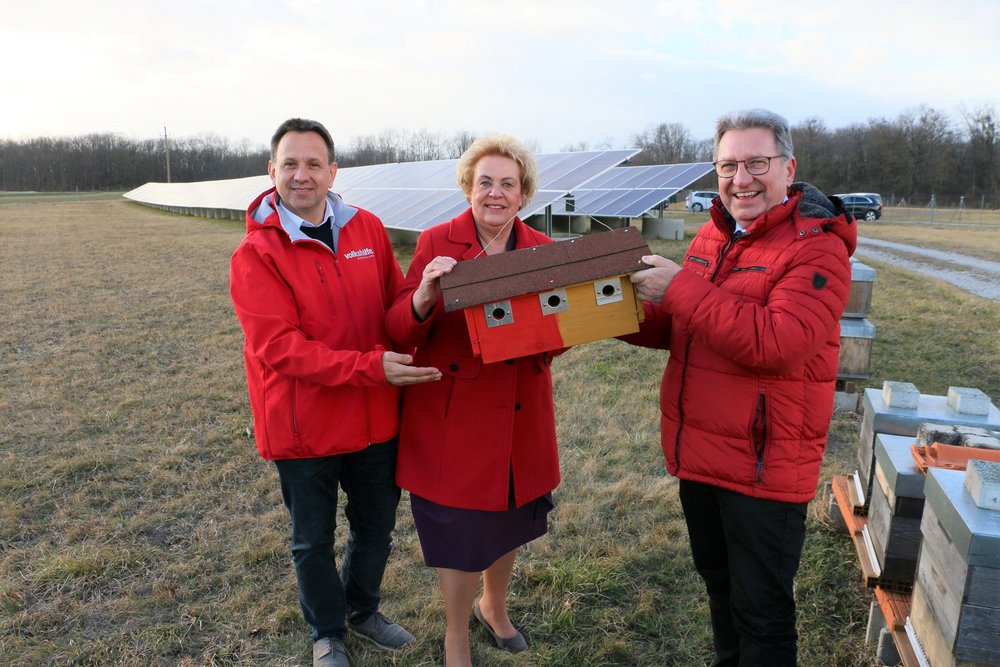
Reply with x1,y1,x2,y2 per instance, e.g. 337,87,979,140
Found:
343,248,375,260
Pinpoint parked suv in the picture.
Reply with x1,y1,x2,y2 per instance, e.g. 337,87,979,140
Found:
836,193,883,221
685,190,718,212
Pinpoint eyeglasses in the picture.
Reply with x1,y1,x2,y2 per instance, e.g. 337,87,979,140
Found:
712,156,784,178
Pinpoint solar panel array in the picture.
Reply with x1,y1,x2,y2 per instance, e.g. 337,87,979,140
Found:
325,149,640,231
124,149,642,232
124,174,270,212
550,162,714,218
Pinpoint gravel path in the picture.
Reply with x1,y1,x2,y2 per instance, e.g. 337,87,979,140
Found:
855,236,1000,303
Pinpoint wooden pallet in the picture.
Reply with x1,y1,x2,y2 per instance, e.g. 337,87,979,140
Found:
874,586,925,667
832,474,867,531
832,475,913,593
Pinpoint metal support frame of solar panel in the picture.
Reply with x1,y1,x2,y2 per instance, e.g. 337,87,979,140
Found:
551,162,714,218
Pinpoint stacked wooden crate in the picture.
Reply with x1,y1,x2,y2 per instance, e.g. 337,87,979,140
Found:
838,258,876,379
830,383,1000,665
854,384,1000,515
834,259,876,412
907,467,1000,666
866,433,926,589
866,425,1000,591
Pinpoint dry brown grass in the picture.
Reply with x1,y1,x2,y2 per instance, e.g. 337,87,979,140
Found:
852,219,1000,263
8,195,998,665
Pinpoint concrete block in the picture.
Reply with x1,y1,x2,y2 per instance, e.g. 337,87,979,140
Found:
916,422,961,446
955,423,993,442
963,433,1000,450
642,217,684,240
827,491,849,534
965,459,1000,511
947,386,992,416
834,390,859,414
865,599,886,644
876,627,901,665
882,381,919,409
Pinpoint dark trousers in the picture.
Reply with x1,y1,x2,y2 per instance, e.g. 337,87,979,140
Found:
679,479,807,667
274,439,401,642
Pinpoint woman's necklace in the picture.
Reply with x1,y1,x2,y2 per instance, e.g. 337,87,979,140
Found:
474,212,518,258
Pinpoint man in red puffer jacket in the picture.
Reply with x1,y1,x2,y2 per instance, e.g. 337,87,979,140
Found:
627,109,856,666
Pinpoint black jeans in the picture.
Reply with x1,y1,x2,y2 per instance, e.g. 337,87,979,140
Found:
679,479,807,667
274,439,401,641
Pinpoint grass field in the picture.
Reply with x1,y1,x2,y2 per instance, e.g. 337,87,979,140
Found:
2,198,999,666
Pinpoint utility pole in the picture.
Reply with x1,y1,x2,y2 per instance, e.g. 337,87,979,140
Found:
163,124,172,183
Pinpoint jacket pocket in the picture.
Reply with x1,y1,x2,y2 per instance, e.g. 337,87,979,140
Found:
422,349,483,421
315,261,338,317
750,390,768,483
289,379,300,443
686,255,710,267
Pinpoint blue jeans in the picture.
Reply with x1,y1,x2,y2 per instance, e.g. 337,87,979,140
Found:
274,439,401,641
679,479,807,667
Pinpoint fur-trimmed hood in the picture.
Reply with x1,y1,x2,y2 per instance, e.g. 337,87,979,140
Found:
712,181,857,258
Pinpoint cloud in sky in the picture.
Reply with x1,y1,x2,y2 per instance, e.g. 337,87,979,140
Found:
2,0,997,152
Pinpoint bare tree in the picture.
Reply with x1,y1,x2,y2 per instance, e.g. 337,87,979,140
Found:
630,122,703,165
959,103,998,203
2,109,997,206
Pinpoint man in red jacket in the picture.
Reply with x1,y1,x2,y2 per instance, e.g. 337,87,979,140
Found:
628,109,856,666
230,118,441,667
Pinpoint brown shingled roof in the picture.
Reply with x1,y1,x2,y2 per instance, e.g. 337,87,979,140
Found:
440,227,651,312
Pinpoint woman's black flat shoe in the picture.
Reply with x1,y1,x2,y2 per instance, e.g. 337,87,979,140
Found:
473,601,528,653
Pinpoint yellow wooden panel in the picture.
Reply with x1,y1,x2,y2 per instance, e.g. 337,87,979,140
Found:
557,276,643,347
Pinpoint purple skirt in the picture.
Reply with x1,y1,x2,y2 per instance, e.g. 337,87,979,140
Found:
410,492,554,572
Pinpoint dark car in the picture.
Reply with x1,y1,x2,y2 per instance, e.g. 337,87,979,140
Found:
836,193,883,221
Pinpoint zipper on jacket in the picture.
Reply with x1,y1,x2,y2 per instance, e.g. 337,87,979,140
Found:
315,261,341,318
290,380,300,440
674,232,747,472
317,244,376,442
712,234,743,282
673,336,694,470
752,391,768,483
731,265,766,273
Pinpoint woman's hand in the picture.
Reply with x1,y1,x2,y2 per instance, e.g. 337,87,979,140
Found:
412,255,458,320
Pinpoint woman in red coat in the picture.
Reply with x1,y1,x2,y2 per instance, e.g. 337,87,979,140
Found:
386,135,559,667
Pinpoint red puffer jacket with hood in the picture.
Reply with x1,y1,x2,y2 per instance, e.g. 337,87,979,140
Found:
628,183,857,503
230,188,404,460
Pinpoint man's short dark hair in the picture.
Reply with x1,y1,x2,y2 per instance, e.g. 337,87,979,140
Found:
270,118,336,164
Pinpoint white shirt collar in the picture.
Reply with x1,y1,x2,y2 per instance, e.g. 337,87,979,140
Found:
276,197,335,230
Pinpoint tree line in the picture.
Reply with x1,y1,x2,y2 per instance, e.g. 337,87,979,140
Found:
630,104,998,208
1,104,996,207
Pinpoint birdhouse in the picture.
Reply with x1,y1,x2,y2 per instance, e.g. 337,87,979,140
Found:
439,227,651,363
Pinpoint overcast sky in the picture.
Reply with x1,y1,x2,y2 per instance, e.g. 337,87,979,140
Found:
2,0,998,153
